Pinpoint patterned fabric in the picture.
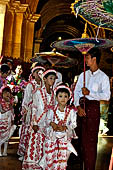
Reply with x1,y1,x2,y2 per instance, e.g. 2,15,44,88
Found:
39,106,77,170
0,76,7,89
22,131,45,170
52,38,113,52
0,110,15,145
32,86,55,126
43,138,68,170
78,97,100,170
17,124,30,157
22,86,55,170
71,0,113,31
18,80,41,157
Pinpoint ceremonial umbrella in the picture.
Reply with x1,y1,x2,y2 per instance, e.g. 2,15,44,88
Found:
52,37,113,87
31,51,77,68
71,0,113,31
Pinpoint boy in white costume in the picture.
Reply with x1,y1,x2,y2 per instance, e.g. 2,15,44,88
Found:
0,86,16,156
22,69,57,170
40,84,78,170
17,66,45,160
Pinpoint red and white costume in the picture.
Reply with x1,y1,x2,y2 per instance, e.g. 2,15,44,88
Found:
17,79,42,158
22,85,55,170
0,98,16,147
0,76,7,90
40,105,78,170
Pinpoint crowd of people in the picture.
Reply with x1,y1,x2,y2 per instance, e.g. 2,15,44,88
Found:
0,47,111,170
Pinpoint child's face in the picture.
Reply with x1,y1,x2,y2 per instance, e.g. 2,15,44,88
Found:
2,91,11,102
56,92,69,107
33,69,41,81
15,65,23,75
45,75,56,86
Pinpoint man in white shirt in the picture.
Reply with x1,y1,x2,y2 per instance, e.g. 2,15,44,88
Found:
74,48,110,170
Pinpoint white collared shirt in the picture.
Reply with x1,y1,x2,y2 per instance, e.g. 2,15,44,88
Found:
74,69,111,107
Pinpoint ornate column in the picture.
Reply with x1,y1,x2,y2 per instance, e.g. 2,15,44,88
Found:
21,14,40,62
2,8,15,57
11,1,28,59
0,0,10,56
34,38,43,54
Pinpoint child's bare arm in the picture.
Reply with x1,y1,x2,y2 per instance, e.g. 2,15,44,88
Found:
32,125,39,133
57,125,67,132
11,120,14,125
50,122,58,131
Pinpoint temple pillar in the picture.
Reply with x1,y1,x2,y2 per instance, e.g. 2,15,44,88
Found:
11,2,28,59
2,8,15,57
34,38,43,54
21,14,40,62
0,0,10,56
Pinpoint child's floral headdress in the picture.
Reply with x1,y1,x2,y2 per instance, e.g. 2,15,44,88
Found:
43,69,58,78
31,66,45,74
54,84,72,99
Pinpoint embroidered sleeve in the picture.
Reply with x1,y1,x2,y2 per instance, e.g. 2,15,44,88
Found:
67,109,77,129
11,110,15,121
22,83,33,110
32,90,41,125
46,109,53,126
45,109,54,136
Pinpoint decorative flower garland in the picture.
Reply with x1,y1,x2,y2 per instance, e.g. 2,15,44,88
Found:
53,105,70,126
0,98,14,113
34,87,54,124
0,76,7,87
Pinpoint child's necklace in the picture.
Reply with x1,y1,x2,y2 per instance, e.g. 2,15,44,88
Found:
53,105,70,125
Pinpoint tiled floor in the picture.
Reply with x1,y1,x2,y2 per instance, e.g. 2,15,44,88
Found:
0,136,113,170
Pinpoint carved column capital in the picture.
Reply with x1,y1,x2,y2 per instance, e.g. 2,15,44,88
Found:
0,0,10,13
21,14,40,62
10,2,28,59
0,0,10,55
27,14,41,23
9,1,28,13
0,0,10,5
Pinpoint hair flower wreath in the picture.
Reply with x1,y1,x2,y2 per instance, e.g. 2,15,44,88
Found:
54,85,72,99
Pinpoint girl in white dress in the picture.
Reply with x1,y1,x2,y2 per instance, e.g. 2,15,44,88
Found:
40,84,78,170
22,69,57,170
0,86,16,156
17,66,45,160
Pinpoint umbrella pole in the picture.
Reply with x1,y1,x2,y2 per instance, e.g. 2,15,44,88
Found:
83,54,86,112
83,54,86,88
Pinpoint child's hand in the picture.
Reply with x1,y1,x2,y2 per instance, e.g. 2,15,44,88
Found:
82,87,90,95
11,120,14,125
77,106,86,117
57,125,67,132
50,122,58,131
32,125,39,133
